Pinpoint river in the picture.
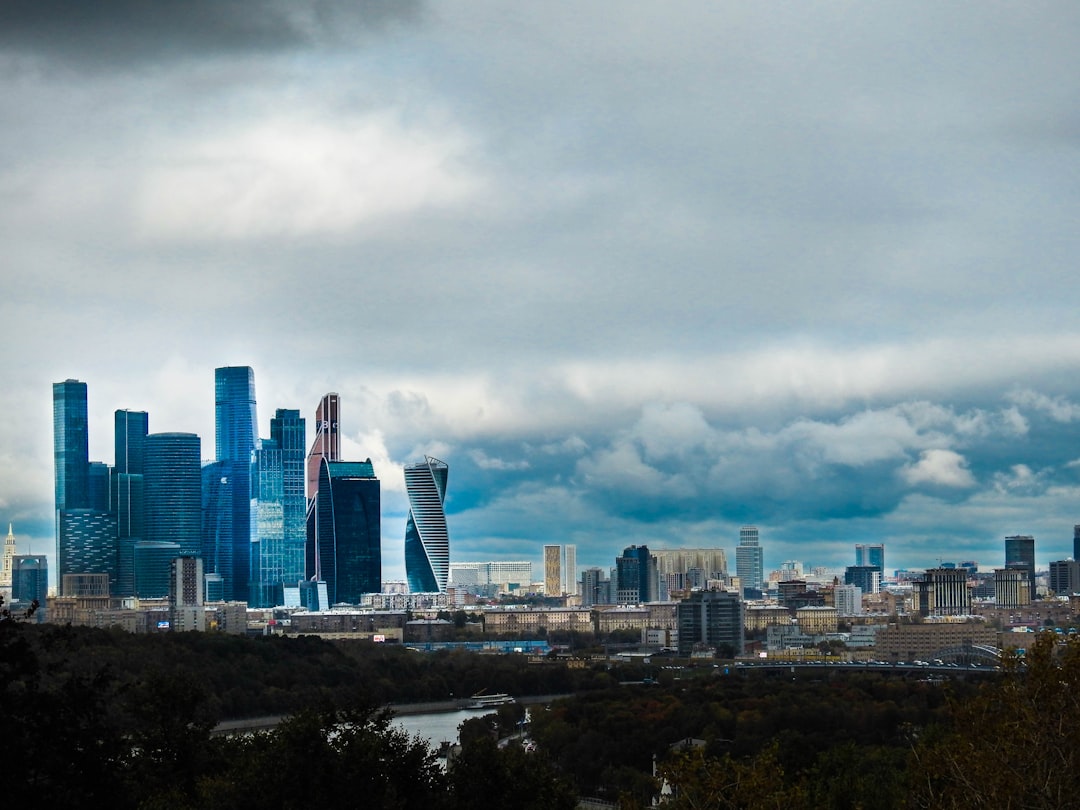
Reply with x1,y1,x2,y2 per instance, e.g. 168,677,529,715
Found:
389,707,505,747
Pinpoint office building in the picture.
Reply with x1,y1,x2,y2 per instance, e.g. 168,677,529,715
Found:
855,544,885,575
11,555,48,623
449,561,532,594
1074,526,1080,563
54,379,90,512
616,545,657,604
544,544,562,596
915,568,971,617
845,565,881,595
112,409,148,598
57,510,119,595
677,589,744,657
735,526,764,595
250,408,307,607
201,461,234,594
1049,559,1080,596
404,456,450,594
134,540,182,598
309,459,381,604
214,366,258,601
144,433,202,557
564,544,577,596
1004,535,1036,598
994,567,1031,609
306,393,340,503
581,567,613,607
652,548,729,593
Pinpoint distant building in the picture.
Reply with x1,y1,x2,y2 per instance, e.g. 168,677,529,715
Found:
994,567,1031,609
834,584,863,617
1004,534,1036,598
404,457,449,594
309,459,381,604
581,567,613,607
306,393,340,505
855,544,885,578
11,555,48,623
677,589,744,657
564,544,577,596
915,568,971,617
1,524,18,596
213,366,258,601
1049,559,1080,596
170,556,205,632
616,545,657,605
845,565,881,595
735,526,763,594
544,544,562,596
144,433,202,558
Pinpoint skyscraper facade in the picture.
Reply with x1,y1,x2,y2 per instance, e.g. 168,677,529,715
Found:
564,544,578,596
677,589,744,657
11,555,48,623
250,408,307,607
1,524,16,595
306,393,340,503
1004,534,1036,598
544,544,562,596
53,379,90,512
735,526,764,595
1073,525,1080,562
213,366,258,601
404,456,450,594
309,459,381,604
144,433,202,557
616,544,657,604
855,543,885,576
112,409,148,598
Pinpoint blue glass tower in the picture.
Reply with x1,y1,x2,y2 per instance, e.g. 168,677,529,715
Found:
144,433,202,557
12,555,48,623
250,408,307,607
404,456,449,594
112,409,148,598
214,366,258,602
309,458,381,604
53,379,90,512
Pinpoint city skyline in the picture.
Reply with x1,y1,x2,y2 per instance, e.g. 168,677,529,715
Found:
5,5,1080,581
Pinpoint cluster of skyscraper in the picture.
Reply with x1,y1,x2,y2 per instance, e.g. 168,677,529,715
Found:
51,369,447,610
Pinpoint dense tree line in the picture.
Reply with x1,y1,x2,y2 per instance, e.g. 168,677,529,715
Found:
7,620,1080,808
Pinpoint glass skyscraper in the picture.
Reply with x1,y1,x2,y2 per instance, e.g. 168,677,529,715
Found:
112,409,148,598
735,526,764,596
309,458,381,604
404,456,449,594
1005,534,1036,598
53,379,90,512
144,433,202,557
250,408,307,607
213,366,258,602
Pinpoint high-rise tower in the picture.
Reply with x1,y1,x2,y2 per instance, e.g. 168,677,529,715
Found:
212,366,258,601
544,545,562,596
1005,534,1036,599
113,409,148,597
144,433,202,556
309,458,381,604
735,526,764,596
306,393,340,503
53,379,90,512
250,408,307,607
404,456,449,594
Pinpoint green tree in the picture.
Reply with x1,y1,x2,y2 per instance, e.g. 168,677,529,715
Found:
910,631,1080,809
448,735,576,810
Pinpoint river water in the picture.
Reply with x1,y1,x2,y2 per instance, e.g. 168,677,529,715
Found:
389,707,502,747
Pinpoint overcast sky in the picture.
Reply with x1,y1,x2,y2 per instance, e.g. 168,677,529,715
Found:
4,2,1080,585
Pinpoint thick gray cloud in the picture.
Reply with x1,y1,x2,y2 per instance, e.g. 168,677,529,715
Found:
4,2,1080,583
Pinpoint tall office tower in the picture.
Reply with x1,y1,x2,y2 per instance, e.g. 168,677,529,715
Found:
616,544,657,604
915,568,971,617
677,589,744,657
214,366,258,601
652,549,729,582
1074,525,1080,561
564,544,578,596
845,565,881,595
1049,559,1080,596
855,544,885,576
112,410,148,598
994,567,1031,608
202,461,234,595
144,433,202,557
11,555,48,623
544,544,562,596
581,567,613,607
1004,534,1036,598
57,510,119,595
54,379,90,512
306,393,340,503
308,459,381,604
735,526,764,595
404,456,450,594
88,462,111,511
0,524,16,594
250,409,307,607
